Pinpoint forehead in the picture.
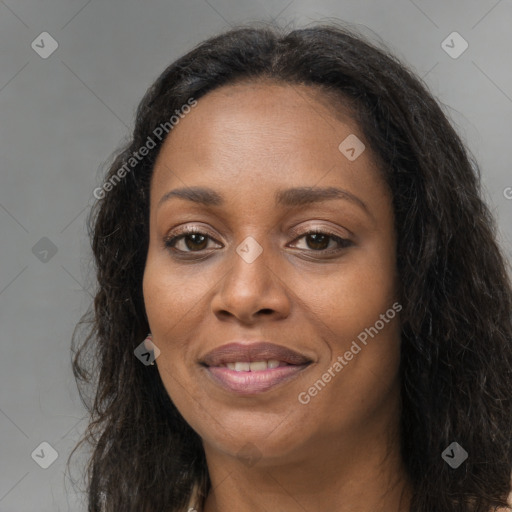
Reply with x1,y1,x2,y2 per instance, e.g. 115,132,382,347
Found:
150,81,385,203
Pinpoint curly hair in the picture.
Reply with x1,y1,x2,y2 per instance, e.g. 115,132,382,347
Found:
69,22,512,512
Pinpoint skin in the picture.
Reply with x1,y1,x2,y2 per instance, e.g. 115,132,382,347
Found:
142,81,412,512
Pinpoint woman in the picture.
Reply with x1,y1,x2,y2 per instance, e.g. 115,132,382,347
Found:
70,23,512,512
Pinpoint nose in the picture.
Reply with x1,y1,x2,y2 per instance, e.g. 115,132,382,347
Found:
210,239,291,324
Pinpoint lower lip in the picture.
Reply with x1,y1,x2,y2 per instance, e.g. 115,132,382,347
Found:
205,364,310,394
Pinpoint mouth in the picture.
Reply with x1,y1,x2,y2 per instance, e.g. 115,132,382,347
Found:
199,341,313,394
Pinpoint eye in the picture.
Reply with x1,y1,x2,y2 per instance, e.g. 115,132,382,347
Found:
164,227,222,253
288,230,353,252
163,226,353,257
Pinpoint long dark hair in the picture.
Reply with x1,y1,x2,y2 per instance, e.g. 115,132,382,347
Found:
69,22,512,512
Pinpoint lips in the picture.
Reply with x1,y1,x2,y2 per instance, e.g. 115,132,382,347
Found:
200,341,312,367
200,341,313,394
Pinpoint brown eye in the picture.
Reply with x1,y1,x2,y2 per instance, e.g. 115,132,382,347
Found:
164,228,352,258
179,233,208,251
164,230,221,253
304,233,330,250
289,230,353,252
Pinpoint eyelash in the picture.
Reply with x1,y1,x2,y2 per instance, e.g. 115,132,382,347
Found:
163,226,353,257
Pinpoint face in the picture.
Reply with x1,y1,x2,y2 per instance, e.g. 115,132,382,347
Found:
143,81,401,466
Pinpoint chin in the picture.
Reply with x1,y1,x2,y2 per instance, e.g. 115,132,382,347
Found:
199,416,309,464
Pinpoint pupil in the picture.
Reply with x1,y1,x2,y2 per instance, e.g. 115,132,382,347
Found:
186,234,207,251
307,233,329,250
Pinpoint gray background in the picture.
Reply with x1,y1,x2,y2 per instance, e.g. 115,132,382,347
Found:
1,0,511,510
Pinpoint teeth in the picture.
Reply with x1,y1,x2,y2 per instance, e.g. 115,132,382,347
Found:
234,362,250,372
224,359,285,371
249,361,267,371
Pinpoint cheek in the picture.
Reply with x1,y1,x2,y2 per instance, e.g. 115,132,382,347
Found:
295,240,401,401
142,249,219,337
142,255,214,406
142,259,191,374
297,245,397,343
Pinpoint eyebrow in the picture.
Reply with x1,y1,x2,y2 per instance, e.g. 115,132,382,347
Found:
157,185,369,213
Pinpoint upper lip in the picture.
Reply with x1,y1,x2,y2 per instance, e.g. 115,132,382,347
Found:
200,341,312,367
